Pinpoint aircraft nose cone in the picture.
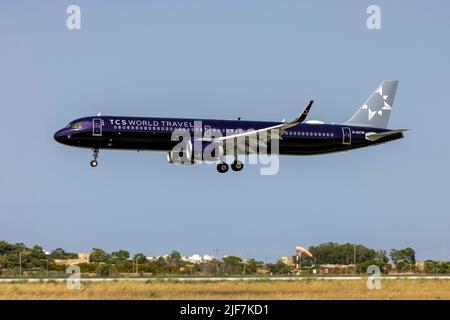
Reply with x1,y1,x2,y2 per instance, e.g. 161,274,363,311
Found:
54,129,65,143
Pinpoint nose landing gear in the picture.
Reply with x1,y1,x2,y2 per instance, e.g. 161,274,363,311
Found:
90,148,99,167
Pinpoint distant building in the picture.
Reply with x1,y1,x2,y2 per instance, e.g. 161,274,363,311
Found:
182,254,217,264
415,261,425,272
145,254,216,264
146,255,168,261
319,264,355,275
280,256,294,265
257,268,269,275
202,255,215,262
182,254,201,263
54,252,90,265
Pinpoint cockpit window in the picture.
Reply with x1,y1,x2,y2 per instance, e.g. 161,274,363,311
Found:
67,121,83,129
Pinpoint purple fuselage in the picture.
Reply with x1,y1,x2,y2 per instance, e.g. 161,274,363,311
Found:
54,116,403,155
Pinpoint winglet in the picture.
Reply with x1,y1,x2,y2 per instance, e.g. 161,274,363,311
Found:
293,100,314,124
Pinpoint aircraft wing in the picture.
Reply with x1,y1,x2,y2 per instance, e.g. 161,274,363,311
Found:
201,100,313,155
204,100,313,142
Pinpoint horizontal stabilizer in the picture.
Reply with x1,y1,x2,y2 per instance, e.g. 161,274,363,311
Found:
365,129,409,141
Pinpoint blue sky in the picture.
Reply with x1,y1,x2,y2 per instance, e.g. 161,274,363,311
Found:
0,1,449,261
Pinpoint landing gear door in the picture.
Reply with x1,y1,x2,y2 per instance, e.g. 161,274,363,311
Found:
93,118,103,136
342,127,351,145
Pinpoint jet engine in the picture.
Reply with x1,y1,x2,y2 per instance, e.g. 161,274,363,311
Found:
167,140,194,165
166,140,225,164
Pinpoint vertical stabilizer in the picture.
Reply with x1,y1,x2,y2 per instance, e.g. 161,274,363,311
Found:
346,80,399,128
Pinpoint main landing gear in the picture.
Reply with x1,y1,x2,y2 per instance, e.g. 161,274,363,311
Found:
217,162,229,173
231,160,244,172
90,148,99,167
216,160,244,173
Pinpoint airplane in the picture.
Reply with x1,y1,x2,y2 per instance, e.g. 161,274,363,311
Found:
54,80,407,173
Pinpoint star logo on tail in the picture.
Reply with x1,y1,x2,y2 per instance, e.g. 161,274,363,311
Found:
361,85,392,121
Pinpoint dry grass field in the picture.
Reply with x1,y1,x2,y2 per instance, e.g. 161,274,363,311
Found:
0,279,449,300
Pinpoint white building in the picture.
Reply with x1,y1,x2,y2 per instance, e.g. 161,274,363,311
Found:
146,254,217,264
182,254,217,264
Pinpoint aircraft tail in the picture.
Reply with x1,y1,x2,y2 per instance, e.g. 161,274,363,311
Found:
345,80,399,128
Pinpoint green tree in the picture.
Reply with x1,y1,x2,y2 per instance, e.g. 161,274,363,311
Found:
97,264,112,277
111,250,130,262
29,245,47,268
308,242,378,265
49,248,77,259
404,248,416,265
200,259,220,275
390,247,416,272
222,256,242,275
115,262,134,273
133,253,148,264
154,256,167,268
356,260,389,274
167,250,183,268
90,248,110,263
377,250,389,263
244,259,263,275
424,260,440,274
0,241,17,255
267,260,291,275
0,241,22,270
78,263,97,273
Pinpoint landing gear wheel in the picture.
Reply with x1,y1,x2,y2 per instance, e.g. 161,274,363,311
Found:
231,160,244,172
90,148,99,168
217,163,229,173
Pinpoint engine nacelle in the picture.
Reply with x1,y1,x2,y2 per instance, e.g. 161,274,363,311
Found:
167,140,195,165
167,150,195,165
166,141,225,164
